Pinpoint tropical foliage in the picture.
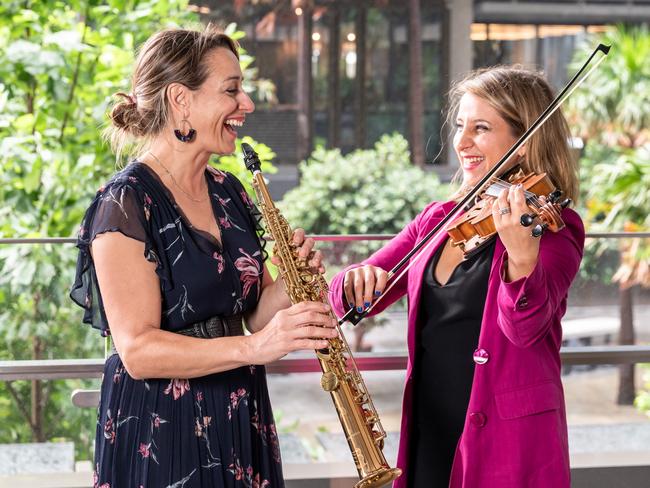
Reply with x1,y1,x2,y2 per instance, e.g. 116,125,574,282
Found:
280,133,447,265
566,25,650,406
279,133,448,349
568,25,650,287
0,0,275,459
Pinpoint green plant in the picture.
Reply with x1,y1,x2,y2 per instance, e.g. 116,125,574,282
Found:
0,0,276,460
566,25,650,406
279,133,448,349
281,133,447,261
635,365,650,417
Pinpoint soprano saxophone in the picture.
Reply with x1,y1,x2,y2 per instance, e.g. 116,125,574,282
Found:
242,143,401,488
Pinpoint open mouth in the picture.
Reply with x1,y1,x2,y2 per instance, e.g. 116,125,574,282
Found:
463,156,485,169
224,118,244,138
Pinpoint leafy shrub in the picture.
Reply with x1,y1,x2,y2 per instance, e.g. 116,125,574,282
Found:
280,133,448,268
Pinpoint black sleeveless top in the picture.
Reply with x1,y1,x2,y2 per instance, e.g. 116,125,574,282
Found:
409,238,495,488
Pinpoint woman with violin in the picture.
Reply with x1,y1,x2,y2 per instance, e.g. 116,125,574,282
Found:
328,67,584,487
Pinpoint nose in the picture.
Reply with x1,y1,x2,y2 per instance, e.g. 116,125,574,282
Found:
239,91,255,114
454,126,473,153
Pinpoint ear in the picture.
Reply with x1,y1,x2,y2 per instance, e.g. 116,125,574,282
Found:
517,144,527,158
166,83,191,119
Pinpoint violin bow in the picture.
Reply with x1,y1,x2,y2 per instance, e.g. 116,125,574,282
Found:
340,43,610,327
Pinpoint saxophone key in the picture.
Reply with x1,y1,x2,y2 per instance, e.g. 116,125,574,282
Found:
321,371,339,391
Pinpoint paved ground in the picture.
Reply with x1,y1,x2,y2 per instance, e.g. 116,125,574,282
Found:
267,304,650,462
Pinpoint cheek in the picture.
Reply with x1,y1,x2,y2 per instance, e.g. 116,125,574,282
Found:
452,132,462,152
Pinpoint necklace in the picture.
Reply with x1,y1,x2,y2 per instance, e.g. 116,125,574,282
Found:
147,151,208,203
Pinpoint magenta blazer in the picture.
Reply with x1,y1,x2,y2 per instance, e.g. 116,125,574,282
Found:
328,201,585,488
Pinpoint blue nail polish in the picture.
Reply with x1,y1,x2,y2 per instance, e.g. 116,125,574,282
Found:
374,290,382,297
349,302,354,308
356,306,363,313
364,302,371,308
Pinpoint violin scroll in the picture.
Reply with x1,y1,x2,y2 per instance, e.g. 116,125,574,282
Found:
521,188,571,238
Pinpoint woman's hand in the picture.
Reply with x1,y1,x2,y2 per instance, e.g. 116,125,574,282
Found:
246,301,338,364
492,184,541,281
343,265,389,314
270,228,325,274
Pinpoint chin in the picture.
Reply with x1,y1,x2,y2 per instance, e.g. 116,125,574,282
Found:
464,169,490,186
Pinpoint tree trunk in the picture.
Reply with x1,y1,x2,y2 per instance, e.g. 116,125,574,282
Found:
354,3,367,149
327,5,341,148
407,0,425,167
385,11,397,102
352,319,374,352
31,336,45,442
617,285,636,405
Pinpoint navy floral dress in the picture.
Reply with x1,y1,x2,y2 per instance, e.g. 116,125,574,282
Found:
71,162,282,488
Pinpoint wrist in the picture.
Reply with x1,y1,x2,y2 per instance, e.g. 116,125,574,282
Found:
505,255,537,282
240,334,258,365
272,279,292,308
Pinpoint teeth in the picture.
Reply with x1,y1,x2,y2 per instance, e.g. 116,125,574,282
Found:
225,119,243,127
464,156,484,164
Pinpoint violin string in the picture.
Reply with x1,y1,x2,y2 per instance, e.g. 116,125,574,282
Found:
489,179,543,209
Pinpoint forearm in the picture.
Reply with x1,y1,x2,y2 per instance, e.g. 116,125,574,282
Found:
118,328,254,380
245,279,291,333
504,249,539,282
496,227,583,347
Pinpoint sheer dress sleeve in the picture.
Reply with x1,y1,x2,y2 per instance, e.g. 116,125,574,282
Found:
70,182,152,336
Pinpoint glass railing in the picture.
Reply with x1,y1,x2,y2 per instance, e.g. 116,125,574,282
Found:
0,233,649,487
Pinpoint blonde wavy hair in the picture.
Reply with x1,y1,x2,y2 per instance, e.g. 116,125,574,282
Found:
445,66,579,203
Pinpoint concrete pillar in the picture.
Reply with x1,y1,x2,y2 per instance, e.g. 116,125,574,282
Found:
296,1,313,164
440,0,473,173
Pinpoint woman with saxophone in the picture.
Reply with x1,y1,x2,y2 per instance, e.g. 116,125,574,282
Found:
328,67,584,488
70,25,336,487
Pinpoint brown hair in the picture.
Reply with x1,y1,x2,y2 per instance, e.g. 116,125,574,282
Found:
446,66,579,202
105,24,239,160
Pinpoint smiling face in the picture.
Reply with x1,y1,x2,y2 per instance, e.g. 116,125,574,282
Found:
453,92,522,188
188,47,254,155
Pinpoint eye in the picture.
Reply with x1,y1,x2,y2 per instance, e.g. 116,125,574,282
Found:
455,122,464,131
476,124,489,132
226,87,239,95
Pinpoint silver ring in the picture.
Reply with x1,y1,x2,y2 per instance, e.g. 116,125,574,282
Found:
499,207,511,215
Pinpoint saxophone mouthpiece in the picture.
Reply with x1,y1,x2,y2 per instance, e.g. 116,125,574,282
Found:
241,143,261,173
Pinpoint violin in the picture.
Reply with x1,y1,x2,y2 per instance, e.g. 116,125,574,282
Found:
446,165,572,257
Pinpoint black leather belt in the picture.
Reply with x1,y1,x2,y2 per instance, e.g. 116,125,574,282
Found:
174,314,244,338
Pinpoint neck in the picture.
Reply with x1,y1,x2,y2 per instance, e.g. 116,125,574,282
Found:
144,136,212,195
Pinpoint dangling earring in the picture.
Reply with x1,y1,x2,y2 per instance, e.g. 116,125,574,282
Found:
174,119,196,143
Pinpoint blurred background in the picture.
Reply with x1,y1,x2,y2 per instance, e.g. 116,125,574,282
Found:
0,1,648,487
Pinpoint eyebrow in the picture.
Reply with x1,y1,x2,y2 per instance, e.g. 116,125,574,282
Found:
222,75,243,83
456,118,492,124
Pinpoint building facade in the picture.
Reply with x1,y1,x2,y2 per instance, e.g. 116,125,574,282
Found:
195,0,649,193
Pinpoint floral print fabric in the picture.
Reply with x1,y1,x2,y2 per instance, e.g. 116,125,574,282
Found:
70,162,283,487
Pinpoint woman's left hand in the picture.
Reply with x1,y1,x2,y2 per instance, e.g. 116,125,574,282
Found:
492,184,540,281
270,228,325,275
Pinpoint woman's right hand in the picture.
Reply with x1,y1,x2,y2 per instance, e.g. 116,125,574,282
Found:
247,301,338,364
343,265,389,314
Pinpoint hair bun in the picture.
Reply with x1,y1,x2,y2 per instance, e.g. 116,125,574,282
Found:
110,92,145,135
